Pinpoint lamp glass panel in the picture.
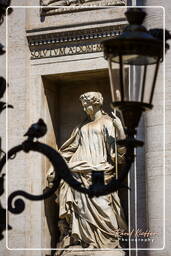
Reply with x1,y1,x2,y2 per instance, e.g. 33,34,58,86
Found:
108,56,158,104
142,64,157,104
108,58,129,102
128,65,144,102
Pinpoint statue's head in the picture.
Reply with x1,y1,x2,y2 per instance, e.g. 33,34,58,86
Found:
80,92,103,116
80,92,103,106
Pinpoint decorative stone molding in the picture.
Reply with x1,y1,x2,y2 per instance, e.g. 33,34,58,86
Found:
40,0,127,16
27,24,126,59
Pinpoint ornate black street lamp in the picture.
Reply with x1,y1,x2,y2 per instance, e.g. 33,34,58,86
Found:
60,7,170,195
103,8,170,135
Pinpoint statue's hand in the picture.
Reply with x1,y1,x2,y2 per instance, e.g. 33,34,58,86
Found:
111,112,123,128
111,111,126,139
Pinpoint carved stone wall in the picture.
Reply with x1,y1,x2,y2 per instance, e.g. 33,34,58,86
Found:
40,0,127,15
27,24,126,59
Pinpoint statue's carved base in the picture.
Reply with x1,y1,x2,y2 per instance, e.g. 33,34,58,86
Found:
56,249,126,256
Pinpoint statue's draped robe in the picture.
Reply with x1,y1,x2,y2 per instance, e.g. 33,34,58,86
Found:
58,114,127,248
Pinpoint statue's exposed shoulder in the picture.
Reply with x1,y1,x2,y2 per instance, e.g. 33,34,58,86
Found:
101,113,114,125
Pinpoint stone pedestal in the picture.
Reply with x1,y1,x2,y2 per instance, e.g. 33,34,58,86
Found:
56,249,125,256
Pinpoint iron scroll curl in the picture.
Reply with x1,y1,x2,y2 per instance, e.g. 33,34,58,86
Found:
0,137,134,215
0,140,85,214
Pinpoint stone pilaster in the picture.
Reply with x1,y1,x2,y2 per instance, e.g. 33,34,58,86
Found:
142,1,171,255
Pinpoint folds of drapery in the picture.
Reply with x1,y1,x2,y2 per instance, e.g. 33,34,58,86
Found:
56,114,127,248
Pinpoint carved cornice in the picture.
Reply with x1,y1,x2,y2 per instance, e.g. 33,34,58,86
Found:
40,0,127,16
27,24,126,59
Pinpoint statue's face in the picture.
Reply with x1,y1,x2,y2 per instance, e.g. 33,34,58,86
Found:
82,103,94,116
82,102,100,116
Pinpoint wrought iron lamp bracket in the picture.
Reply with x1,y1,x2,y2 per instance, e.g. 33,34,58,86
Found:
0,127,139,217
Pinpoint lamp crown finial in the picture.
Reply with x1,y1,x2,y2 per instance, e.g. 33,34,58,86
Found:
125,8,146,25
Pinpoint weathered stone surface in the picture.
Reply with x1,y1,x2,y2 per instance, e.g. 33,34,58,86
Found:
40,0,126,15
56,249,125,256
143,1,171,255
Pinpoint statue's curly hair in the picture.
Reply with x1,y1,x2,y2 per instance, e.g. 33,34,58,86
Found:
80,92,103,106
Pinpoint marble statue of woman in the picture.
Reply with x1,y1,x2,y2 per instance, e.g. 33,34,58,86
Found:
53,91,127,251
